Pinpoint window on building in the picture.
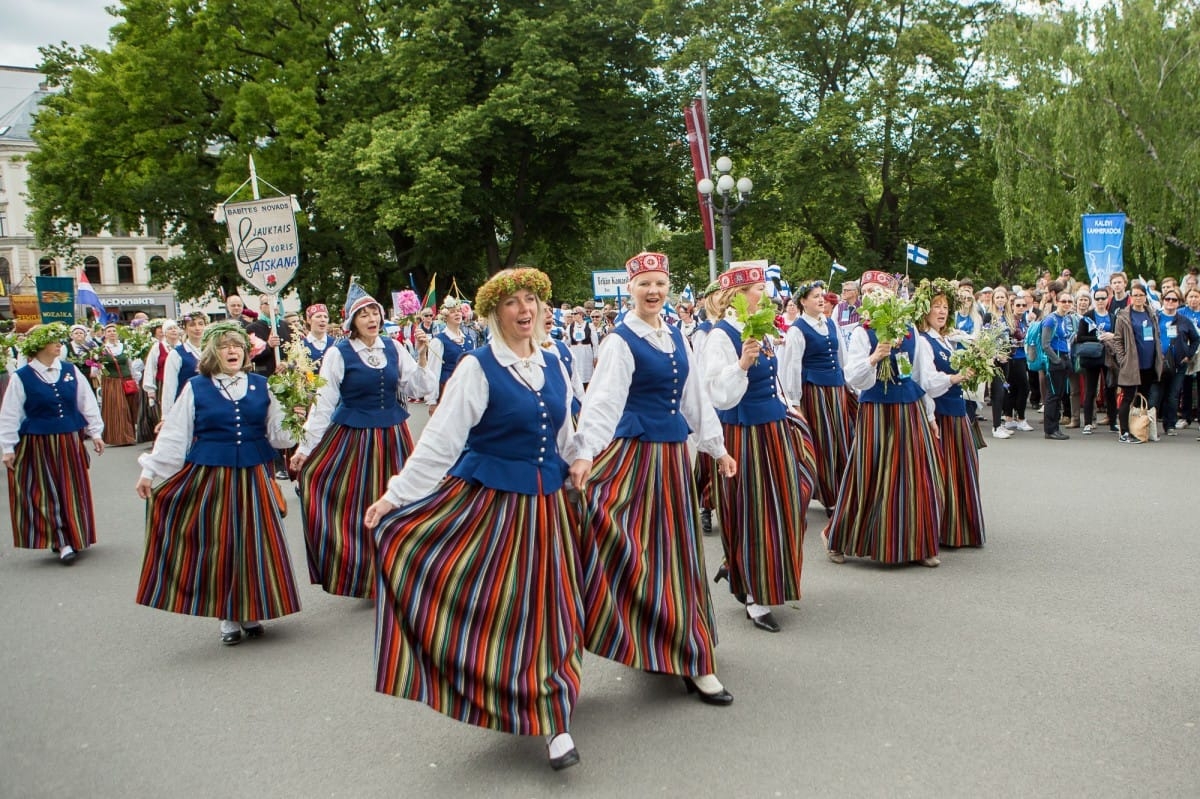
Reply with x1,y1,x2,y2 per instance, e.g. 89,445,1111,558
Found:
0,212,7,237
0,257,9,286
38,257,56,277
117,255,134,284
84,256,102,284
145,217,163,239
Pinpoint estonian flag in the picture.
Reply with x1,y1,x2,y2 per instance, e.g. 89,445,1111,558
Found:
76,273,107,321
906,243,930,266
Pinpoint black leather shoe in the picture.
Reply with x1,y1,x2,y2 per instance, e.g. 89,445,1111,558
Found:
713,564,728,584
1044,431,1069,440
682,677,734,706
747,609,781,633
824,506,834,518
548,747,580,771
242,624,265,639
700,508,714,536
221,629,244,646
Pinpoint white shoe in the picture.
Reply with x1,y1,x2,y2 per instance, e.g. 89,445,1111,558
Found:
992,426,1013,439
1082,424,1094,435
1016,420,1034,432
1175,420,1189,429
1003,420,1019,430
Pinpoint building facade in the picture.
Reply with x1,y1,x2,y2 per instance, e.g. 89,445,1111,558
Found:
0,66,180,320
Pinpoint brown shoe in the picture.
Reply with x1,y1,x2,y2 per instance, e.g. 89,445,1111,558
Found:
1064,419,1080,429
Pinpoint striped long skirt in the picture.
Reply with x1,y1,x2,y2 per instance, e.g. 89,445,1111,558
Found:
716,418,815,604
799,383,854,511
935,414,986,547
693,452,715,510
8,432,96,551
136,463,300,620
374,478,583,736
826,402,944,563
299,423,413,599
100,376,136,446
580,438,717,676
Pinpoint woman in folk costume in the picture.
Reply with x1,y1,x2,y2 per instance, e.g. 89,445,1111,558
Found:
301,303,334,368
0,324,104,564
140,319,180,439
778,280,854,517
914,279,985,548
564,306,598,387
570,252,738,706
158,311,208,424
542,305,585,418
426,297,477,404
823,270,944,567
289,284,435,599
364,268,585,770
97,322,141,446
135,322,304,645
700,261,816,634
693,281,723,537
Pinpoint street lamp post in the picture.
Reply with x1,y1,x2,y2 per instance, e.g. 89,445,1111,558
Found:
697,155,753,276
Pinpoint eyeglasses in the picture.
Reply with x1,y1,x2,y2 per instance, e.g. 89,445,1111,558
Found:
1093,295,1108,301
1165,297,1180,302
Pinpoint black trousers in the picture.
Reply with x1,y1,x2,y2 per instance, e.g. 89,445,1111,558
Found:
1043,365,1071,434
1002,359,1030,420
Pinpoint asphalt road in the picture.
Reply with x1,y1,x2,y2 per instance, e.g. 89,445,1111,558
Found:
2,405,1198,798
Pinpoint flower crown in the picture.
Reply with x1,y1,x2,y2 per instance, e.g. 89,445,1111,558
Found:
793,279,825,300
911,277,957,321
201,321,250,349
474,268,553,319
19,323,71,358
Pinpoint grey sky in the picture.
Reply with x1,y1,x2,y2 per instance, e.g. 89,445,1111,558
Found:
0,0,116,70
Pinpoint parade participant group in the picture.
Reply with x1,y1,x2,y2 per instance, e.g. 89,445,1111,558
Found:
5,257,1195,771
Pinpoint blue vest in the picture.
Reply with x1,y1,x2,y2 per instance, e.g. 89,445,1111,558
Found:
330,339,409,429
715,321,787,426
435,330,474,388
860,327,925,404
174,344,199,398
611,324,692,442
794,316,844,387
16,364,87,436
302,336,332,368
921,333,966,417
185,374,276,468
552,340,581,416
448,346,568,495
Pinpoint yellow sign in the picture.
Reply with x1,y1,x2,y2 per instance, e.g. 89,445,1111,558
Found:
11,295,41,333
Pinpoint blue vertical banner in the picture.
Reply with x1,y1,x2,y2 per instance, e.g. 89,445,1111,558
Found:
1081,214,1126,289
34,276,77,324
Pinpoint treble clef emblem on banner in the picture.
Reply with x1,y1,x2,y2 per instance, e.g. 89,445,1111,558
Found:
235,217,269,264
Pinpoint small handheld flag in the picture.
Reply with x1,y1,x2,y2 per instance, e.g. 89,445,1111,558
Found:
906,243,930,266
680,285,695,304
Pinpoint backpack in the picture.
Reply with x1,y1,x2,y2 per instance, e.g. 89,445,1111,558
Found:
1024,318,1048,371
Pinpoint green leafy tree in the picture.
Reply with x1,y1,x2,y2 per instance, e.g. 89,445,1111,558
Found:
27,0,380,306
984,0,1200,279
311,0,682,300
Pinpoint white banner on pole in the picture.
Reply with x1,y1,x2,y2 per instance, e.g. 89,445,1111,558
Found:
591,270,629,298
222,196,301,295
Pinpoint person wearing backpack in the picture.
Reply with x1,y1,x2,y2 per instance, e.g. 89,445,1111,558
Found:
1041,293,1077,439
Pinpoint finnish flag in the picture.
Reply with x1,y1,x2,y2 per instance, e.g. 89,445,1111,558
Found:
906,243,930,266
680,285,695,304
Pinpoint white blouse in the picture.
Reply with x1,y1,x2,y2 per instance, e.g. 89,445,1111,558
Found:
159,340,203,421
298,337,436,458
700,315,789,410
844,325,939,420
381,339,575,507
0,359,104,454
138,373,296,481
778,313,846,401
571,313,727,461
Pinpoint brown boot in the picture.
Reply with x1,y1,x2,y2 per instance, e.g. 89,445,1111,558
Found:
1065,418,1080,429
